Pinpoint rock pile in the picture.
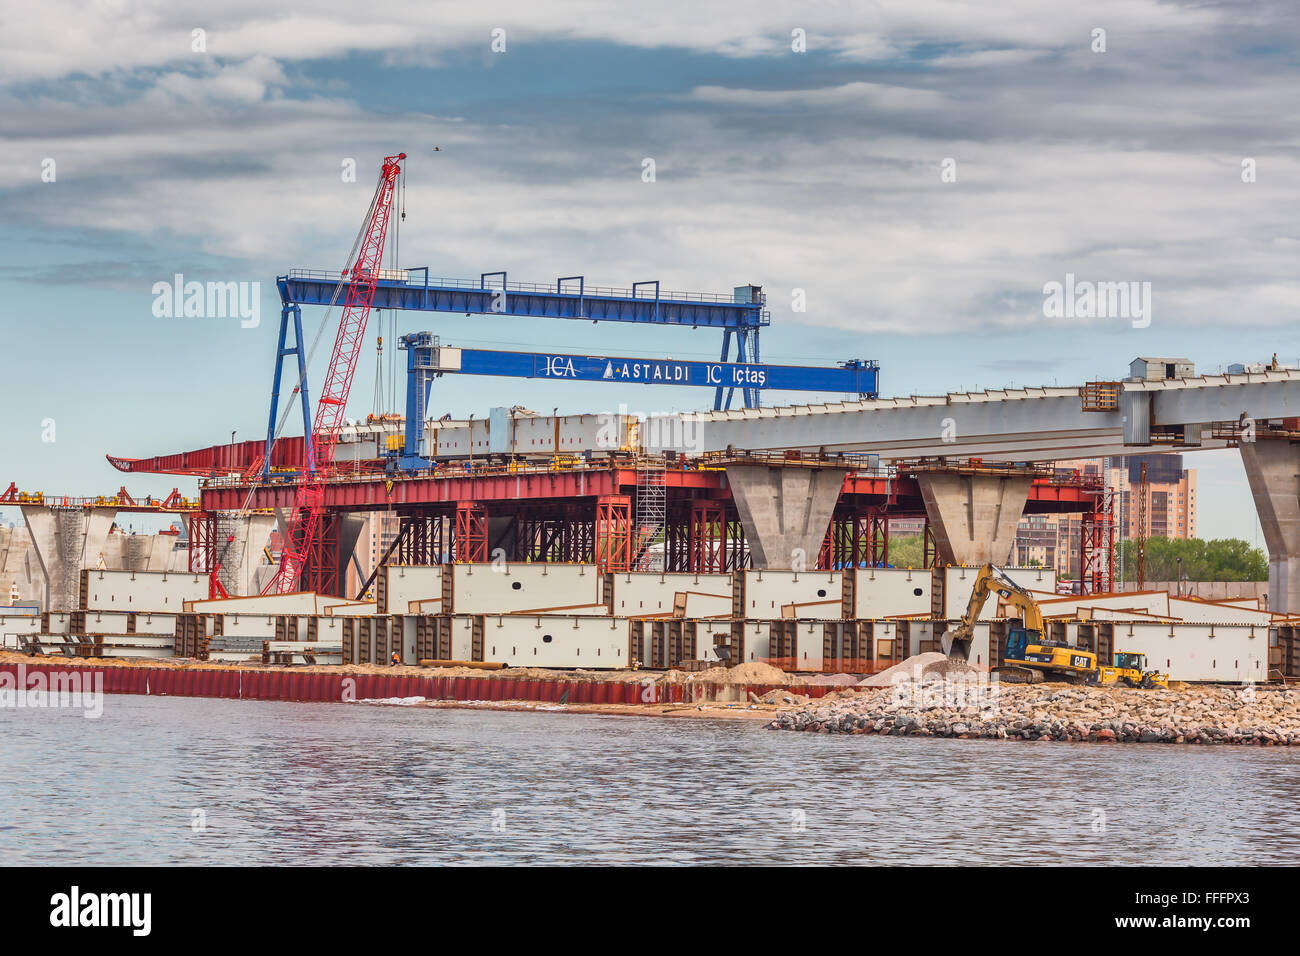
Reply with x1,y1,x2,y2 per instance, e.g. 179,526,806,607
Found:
767,681,1300,745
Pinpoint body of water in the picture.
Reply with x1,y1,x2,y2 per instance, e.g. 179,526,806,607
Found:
3,696,1297,865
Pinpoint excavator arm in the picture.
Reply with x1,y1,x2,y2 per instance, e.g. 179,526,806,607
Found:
940,564,1043,661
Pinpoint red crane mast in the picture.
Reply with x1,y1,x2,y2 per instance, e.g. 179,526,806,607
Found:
265,151,406,594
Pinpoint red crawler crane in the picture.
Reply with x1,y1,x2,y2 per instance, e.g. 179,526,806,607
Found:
264,151,407,594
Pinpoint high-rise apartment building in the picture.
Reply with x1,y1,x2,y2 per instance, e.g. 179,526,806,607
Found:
1013,454,1196,577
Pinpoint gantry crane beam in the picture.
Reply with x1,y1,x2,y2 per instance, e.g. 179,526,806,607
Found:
277,271,771,410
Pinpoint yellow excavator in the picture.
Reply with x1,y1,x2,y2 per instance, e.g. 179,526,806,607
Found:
940,564,1098,683
941,565,1170,686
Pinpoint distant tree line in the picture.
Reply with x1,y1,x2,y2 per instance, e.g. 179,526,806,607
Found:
879,533,1266,582
1117,537,1267,583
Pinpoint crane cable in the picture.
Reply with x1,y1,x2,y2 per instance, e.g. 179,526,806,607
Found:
229,163,390,528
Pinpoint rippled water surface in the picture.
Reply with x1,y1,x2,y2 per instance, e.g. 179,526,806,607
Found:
3,696,1298,865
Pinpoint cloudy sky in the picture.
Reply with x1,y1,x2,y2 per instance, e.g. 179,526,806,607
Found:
1,0,1295,540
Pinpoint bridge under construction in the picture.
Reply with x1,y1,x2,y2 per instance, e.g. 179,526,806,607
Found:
9,153,1300,618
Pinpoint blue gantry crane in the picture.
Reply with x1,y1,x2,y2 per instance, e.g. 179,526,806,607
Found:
273,269,771,409
397,333,879,469
265,267,878,478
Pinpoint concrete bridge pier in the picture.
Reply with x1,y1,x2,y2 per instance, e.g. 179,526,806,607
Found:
1240,439,1300,614
21,506,116,611
915,472,1033,566
725,465,848,570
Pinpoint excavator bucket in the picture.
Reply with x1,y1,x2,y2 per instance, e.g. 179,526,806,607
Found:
940,628,972,661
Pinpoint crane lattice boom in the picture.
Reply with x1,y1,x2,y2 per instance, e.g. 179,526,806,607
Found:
266,151,406,594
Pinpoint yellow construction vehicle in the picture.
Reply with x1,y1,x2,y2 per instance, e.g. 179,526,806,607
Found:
942,565,1173,687
1097,652,1169,689
941,564,1098,684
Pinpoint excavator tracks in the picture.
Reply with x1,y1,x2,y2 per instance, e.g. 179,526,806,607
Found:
992,665,1045,684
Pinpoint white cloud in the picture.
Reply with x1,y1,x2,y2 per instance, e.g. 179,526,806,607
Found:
2,0,1296,342
687,81,947,111
0,0,1227,83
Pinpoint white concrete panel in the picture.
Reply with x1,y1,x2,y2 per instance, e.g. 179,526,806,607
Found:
1038,590,1171,619
451,563,600,614
605,571,732,615
215,613,279,638
134,613,177,636
692,620,734,662
1109,622,1267,682
84,570,207,612
187,592,320,615
853,567,931,618
0,614,42,648
791,620,824,672
480,614,628,668
740,621,768,662
324,601,381,617
1167,597,1275,625
448,616,475,661
739,570,841,620
967,622,993,670
681,592,732,618
315,616,350,641
427,413,635,457
78,611,132,635
382,565,443,614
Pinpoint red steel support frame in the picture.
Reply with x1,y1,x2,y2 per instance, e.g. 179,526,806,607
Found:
301,512,341,597
818,525,834,570
595,495,632,573
188,512,217,574
922,519,937,569
690,500,726,573
664,504,690,572
871,511,885,567
1080,490,1115,594
454,502,488,563
823,506,892,569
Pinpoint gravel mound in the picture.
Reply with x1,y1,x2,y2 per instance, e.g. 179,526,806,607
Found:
858,652,980,687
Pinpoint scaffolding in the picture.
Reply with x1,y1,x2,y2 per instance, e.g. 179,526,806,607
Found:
634,467,666,571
